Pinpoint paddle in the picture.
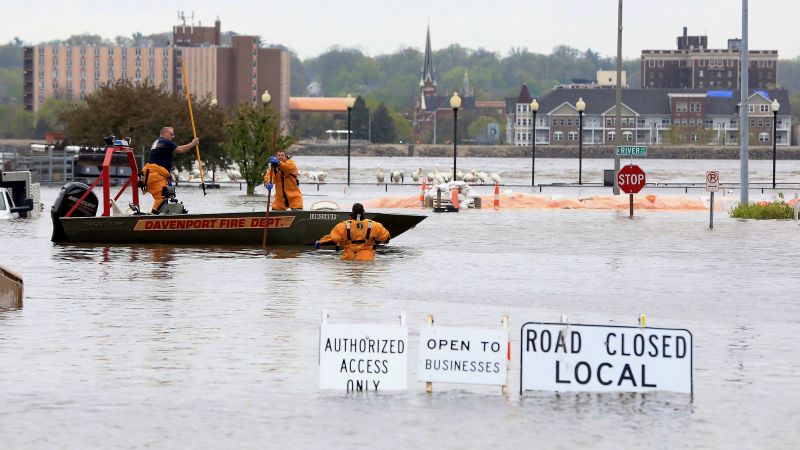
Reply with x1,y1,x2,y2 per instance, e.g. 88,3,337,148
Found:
180,61,207,196
262,166,275,248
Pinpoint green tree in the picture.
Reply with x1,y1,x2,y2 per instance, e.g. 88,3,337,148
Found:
223,103,293,195
350,95,369,140
289,112,336,140
371,102,396,143
60,80,226,176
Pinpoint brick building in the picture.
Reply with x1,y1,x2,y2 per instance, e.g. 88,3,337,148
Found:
641,27,778,90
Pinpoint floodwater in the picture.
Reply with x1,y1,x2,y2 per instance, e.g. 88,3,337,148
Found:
1,157,800,449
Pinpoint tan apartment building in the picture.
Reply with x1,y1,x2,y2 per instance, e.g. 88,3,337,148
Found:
23,20,290,118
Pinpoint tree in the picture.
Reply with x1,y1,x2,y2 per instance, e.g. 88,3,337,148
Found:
370,102,396,143
223,103,294,195
60,80,226,176
350,95,369,140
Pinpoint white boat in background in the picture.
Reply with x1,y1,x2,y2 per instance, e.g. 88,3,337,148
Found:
0,171,43,219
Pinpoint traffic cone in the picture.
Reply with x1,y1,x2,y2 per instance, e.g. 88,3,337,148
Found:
419,179,426,207
450,187,460,210
493,181,500,209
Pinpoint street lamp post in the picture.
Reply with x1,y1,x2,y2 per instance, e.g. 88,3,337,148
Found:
346,94,356,186
771,98,780,189
530,98,539,187
450,92,461,182
261,90,271,106
576,97,586,185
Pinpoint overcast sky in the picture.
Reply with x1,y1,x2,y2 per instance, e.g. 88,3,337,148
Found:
3,0,797,60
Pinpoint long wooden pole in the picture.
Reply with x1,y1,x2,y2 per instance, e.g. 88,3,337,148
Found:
262,168,273,249
180,61,206,196
262,128,279,248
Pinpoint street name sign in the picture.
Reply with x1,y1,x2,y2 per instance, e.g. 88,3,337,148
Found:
319,322,408,392
706,171,719,192
418,326,509,385
617,164,646,194
616,145,648,157
520,322,693,394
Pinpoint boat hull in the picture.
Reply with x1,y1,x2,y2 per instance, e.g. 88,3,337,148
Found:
56,210,426,246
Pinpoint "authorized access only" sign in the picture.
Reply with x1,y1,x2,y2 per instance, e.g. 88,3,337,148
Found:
520,322,692,394
319,322,408,392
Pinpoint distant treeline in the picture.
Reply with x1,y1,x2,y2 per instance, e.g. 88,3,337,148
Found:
1,35,800,138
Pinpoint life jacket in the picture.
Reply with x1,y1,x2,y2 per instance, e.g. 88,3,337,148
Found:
344,219,379,247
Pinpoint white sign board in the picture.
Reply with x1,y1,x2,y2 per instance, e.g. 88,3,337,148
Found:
417,326,509,385
706,171,719,192
520,323,692,394
319,323,408,391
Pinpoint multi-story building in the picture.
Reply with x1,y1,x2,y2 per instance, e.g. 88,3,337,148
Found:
641,27,778,90
507,85,791,147
23,20,290,118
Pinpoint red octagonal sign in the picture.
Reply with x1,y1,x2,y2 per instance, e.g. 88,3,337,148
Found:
617,164,646,194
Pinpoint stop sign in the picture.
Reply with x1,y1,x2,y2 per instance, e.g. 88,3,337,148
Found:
617,165,646,194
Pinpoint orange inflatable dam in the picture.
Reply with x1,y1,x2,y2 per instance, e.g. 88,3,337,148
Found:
364,193,726,211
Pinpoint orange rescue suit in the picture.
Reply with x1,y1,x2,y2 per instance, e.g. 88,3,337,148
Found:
142,163,172,213
320,219,391,261
264,159,303,210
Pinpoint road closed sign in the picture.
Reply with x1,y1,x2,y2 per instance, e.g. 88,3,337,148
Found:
319,322,408,392
520,323,692,394
418,326,509,386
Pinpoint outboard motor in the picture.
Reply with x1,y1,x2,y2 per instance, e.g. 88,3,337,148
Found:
51,182,99,242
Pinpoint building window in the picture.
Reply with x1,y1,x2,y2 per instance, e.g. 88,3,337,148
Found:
681,118,688,126
705,119,714,128
688,119,696,127
757,60,764,68
690,134,699,142
623,131,633,142
759,104,769,113
568,131,578,141
553,131,564,141
648,60,655,67
767,60,774,68
676,102,688,112
605,117,613,127
756,119,763,127
748,105,755,113
699,70,704,78
699,59,705,67
657,60,664,67
759,132,769,142
750,119,756,127
607,131,615,142
765,119,771,127
689,102,701,112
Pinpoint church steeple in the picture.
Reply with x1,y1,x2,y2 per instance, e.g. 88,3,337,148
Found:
420,25,436,94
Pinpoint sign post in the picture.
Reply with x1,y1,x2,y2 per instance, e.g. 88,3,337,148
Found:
706,171,719,229
520,321,693,395
617,164,646,217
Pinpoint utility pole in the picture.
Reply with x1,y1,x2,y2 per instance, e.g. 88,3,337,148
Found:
613,0,623,194
740,0,750,204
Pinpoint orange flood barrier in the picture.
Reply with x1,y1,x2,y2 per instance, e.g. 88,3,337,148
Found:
419,179,426,207
364,193,728,211
493,182,500,209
